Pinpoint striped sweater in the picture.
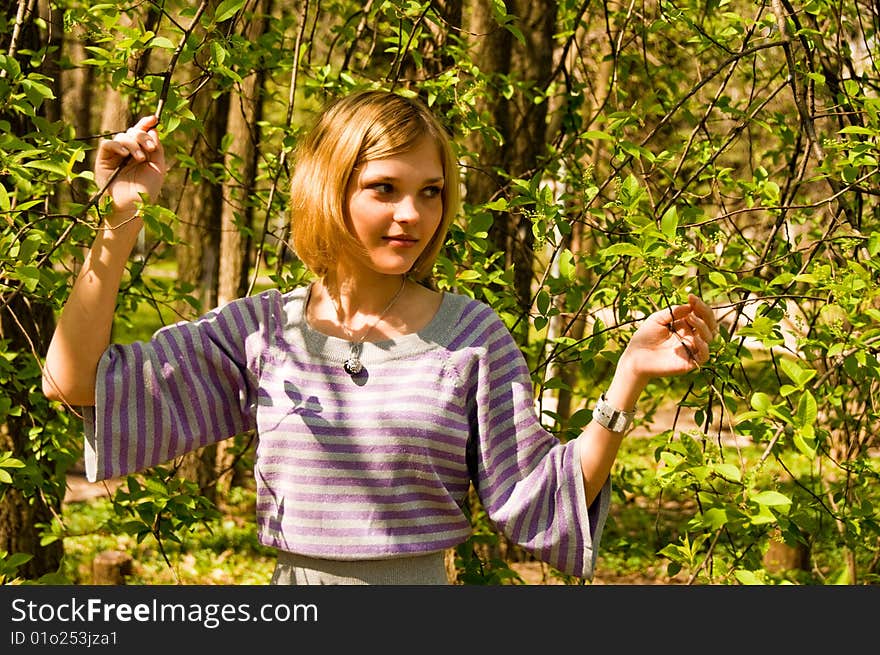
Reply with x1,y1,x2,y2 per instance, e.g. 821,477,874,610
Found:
83,284,610,579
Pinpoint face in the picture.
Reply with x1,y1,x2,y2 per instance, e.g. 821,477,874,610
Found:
341,135,444,279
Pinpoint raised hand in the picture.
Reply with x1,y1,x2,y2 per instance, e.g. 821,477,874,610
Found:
94,115,166,224
620,293,718,381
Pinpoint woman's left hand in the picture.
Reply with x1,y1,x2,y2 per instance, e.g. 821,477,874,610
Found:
620,293,718,380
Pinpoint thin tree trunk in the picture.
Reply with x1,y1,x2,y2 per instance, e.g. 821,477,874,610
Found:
0,0,64,580
215,0,273,496
463,0,556,338
549,25,615,428
172,38,231,500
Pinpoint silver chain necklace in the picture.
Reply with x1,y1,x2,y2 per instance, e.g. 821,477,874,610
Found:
329,276,407,376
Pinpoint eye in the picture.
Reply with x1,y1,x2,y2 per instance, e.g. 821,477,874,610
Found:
368,182,394,195
423,185,443,198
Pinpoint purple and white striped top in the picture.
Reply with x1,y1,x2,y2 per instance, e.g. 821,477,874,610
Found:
83,284,610,579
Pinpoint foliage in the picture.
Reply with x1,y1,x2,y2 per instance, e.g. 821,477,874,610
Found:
1,0,878,585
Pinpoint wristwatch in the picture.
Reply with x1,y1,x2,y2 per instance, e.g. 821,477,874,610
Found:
592,393,636,433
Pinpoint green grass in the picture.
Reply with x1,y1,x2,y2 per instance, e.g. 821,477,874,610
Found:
61,486,277,585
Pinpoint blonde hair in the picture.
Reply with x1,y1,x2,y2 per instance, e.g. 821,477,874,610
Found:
289,89,460,282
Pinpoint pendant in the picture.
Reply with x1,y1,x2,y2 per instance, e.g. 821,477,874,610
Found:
343,343,364,375
343,355,363,375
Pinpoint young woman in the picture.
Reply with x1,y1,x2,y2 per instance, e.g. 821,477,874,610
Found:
43,89,718,584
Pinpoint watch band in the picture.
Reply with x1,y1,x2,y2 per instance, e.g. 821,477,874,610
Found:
592,393,636,433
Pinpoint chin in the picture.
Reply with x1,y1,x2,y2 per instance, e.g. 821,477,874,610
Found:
373,259,418,276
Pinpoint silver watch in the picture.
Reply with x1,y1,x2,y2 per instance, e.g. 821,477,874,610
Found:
592,393,636,433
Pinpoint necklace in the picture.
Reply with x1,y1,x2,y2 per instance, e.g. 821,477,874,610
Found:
328,276,407,376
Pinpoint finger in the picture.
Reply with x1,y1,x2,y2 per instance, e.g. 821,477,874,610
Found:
133,114,159,132
111,132,148,162
692,335,710,365
654,302,692,327
99,140,132,159
688,293,718,334
114,126,161,163
676,331,708,368
685,312,714,343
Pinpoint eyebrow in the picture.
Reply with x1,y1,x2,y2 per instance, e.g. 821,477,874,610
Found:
361,174,445,185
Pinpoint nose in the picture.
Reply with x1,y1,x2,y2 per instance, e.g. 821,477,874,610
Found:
393,194,419,222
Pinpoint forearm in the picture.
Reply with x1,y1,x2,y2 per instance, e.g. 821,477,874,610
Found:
42,215,142,406
580,353,648,505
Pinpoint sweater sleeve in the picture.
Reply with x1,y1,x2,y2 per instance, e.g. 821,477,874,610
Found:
81,291,274,483
466,303,611,580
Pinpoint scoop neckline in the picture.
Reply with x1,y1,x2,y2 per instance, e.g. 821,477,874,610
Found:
299,281,451,349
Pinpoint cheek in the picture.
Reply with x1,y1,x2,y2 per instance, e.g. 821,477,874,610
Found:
346,197,382,236
422,196,443,223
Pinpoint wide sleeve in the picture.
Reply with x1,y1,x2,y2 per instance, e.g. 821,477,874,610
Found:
81,290,276,483
465,305,611,580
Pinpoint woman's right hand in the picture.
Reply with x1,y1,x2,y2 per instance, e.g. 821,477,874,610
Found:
94,115,166,224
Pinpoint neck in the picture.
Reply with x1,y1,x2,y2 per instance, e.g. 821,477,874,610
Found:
319,273,407,333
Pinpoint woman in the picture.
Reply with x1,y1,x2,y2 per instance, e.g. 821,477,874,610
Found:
43,89,718,584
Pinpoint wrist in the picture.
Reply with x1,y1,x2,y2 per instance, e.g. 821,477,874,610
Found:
101,209,143,233
604,354,649,411
592,392,636,434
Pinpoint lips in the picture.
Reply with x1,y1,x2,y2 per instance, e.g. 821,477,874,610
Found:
384,235,418,246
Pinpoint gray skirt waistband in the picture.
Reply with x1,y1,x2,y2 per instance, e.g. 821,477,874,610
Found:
271,550,451,585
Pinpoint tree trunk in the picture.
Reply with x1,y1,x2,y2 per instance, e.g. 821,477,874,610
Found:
0,0,65,581
218,0,273,308
175,100,228,319
172,49,231,501
506,0,556,314
463,0,556,338
0,297,63,581
215,0,273,496
547,24,615,429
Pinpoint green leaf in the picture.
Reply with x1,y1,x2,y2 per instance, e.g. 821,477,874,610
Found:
838,125,877,136
660,206,678,240
708,271,727,287
750,392,773,412
148,36,176,50
3,553,32,569
536,289,550,315
733,569,766,585
0,452,24,469
581,130,614,141
483,198,508,211
17,233,42,264
602,243,642,258
778,358,815,388
699,507,728,529
558,248,576,280
795,391,817,428
793,427,817,458
13,265,40,292
751,490,792,507
748,505,778,525
712,462,742,482
23,159,68,177
21,78,55,107
215,0,244,23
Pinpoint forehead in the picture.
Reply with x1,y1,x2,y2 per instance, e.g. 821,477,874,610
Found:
357,135,444,178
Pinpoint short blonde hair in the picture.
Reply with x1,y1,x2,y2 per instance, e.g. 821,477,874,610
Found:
289,89,460,282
